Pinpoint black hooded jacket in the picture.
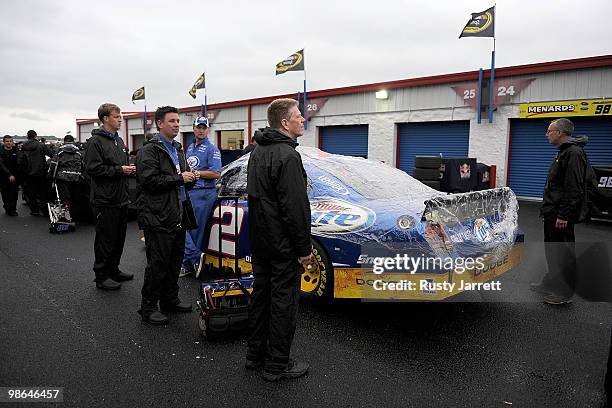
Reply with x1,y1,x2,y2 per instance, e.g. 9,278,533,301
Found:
18,139,53,177
0,157,10,182
247,128,311,260
83,128,130,207
48,143,83,183
540,136,589,222
0,146,20,180
135,135,191,232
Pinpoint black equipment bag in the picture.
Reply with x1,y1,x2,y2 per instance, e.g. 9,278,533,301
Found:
196,195,252,339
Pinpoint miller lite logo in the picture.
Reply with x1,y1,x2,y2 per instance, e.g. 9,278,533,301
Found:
310,198,375,234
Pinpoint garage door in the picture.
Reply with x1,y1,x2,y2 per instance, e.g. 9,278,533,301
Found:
183,132,195,149
397,121,470,175
319,125,368,158
509,117,612,199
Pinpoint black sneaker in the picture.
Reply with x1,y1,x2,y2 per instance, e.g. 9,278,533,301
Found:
112,271,134,282
245,358,264,370
138,309,169,325
543,293,573,305
95,278,121,290
263,360,309,382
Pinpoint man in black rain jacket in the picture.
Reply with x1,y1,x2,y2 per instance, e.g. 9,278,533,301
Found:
18,129,53,215
83,103,136,290
245,98,313,382
0,135,20,216
136,106,196,325
535,118,589,305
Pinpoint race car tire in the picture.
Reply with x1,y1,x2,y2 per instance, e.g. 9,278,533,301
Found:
414,156,443,169
413,168,442,180
300,239,333,300
421,180,441,190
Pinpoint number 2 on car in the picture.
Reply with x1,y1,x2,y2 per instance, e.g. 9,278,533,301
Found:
207,204,245,257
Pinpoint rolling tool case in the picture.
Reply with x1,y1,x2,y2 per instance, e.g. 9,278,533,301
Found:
47,184,75,234
196,195,252,339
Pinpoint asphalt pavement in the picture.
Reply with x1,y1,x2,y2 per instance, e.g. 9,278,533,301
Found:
1,200,612,408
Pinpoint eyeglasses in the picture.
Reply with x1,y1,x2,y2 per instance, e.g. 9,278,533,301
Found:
546,129,559,135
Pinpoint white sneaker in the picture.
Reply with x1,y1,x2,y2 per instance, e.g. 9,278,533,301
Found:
179,267,193,278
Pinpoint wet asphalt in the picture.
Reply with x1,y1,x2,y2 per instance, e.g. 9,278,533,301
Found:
1,200,612,408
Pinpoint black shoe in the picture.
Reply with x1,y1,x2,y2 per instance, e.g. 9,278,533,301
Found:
543,293,573,305
112,271,134,282
245,358,264,370
160,301,192,313
6,211,17,216
95,278,121,290
263,360,309,382
138,309,169,325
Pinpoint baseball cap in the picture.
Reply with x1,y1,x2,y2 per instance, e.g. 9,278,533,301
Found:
193,116,209,127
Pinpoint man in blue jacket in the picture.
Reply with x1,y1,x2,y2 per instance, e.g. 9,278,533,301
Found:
180,116,222,277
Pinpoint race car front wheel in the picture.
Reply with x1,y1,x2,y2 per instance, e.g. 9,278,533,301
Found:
300,240,333,300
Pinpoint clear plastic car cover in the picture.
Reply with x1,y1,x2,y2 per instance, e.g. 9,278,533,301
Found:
217,146,519,260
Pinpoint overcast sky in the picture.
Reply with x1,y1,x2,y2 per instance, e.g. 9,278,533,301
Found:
1,0,610,137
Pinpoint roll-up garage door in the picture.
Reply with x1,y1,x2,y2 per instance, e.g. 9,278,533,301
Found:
508,117,612,199
183,132,195,149
397,121,470,175
319,125,368,158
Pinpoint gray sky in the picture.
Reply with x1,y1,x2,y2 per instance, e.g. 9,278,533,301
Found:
1,0,611,137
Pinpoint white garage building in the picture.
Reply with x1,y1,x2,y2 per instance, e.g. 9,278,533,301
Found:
77,54,612,199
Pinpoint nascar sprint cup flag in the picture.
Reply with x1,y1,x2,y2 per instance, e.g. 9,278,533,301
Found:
132,86,145,103
459,6,495,38
275,49,304,75
189,72,206,99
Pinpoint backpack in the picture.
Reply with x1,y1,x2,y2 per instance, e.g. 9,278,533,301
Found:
47,148,83,183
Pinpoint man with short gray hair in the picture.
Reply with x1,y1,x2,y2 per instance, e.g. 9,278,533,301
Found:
533,117,589,305
245,98,313,381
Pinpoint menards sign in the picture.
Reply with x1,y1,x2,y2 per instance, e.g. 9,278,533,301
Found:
518,99,612,118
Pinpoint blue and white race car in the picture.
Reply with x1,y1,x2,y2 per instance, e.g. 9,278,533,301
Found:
201,147,523,301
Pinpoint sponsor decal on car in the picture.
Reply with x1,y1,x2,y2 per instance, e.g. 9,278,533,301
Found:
316,175,349,195
310,198,376,234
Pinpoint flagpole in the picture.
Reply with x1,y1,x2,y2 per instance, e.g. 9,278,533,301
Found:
488,5,496,124
205,90,208,117
143,100,147,134
303,48,308,130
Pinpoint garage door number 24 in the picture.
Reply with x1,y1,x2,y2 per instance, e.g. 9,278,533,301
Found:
462,86,515,100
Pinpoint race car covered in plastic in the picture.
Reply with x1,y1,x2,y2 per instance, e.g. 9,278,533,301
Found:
201,147,524,301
